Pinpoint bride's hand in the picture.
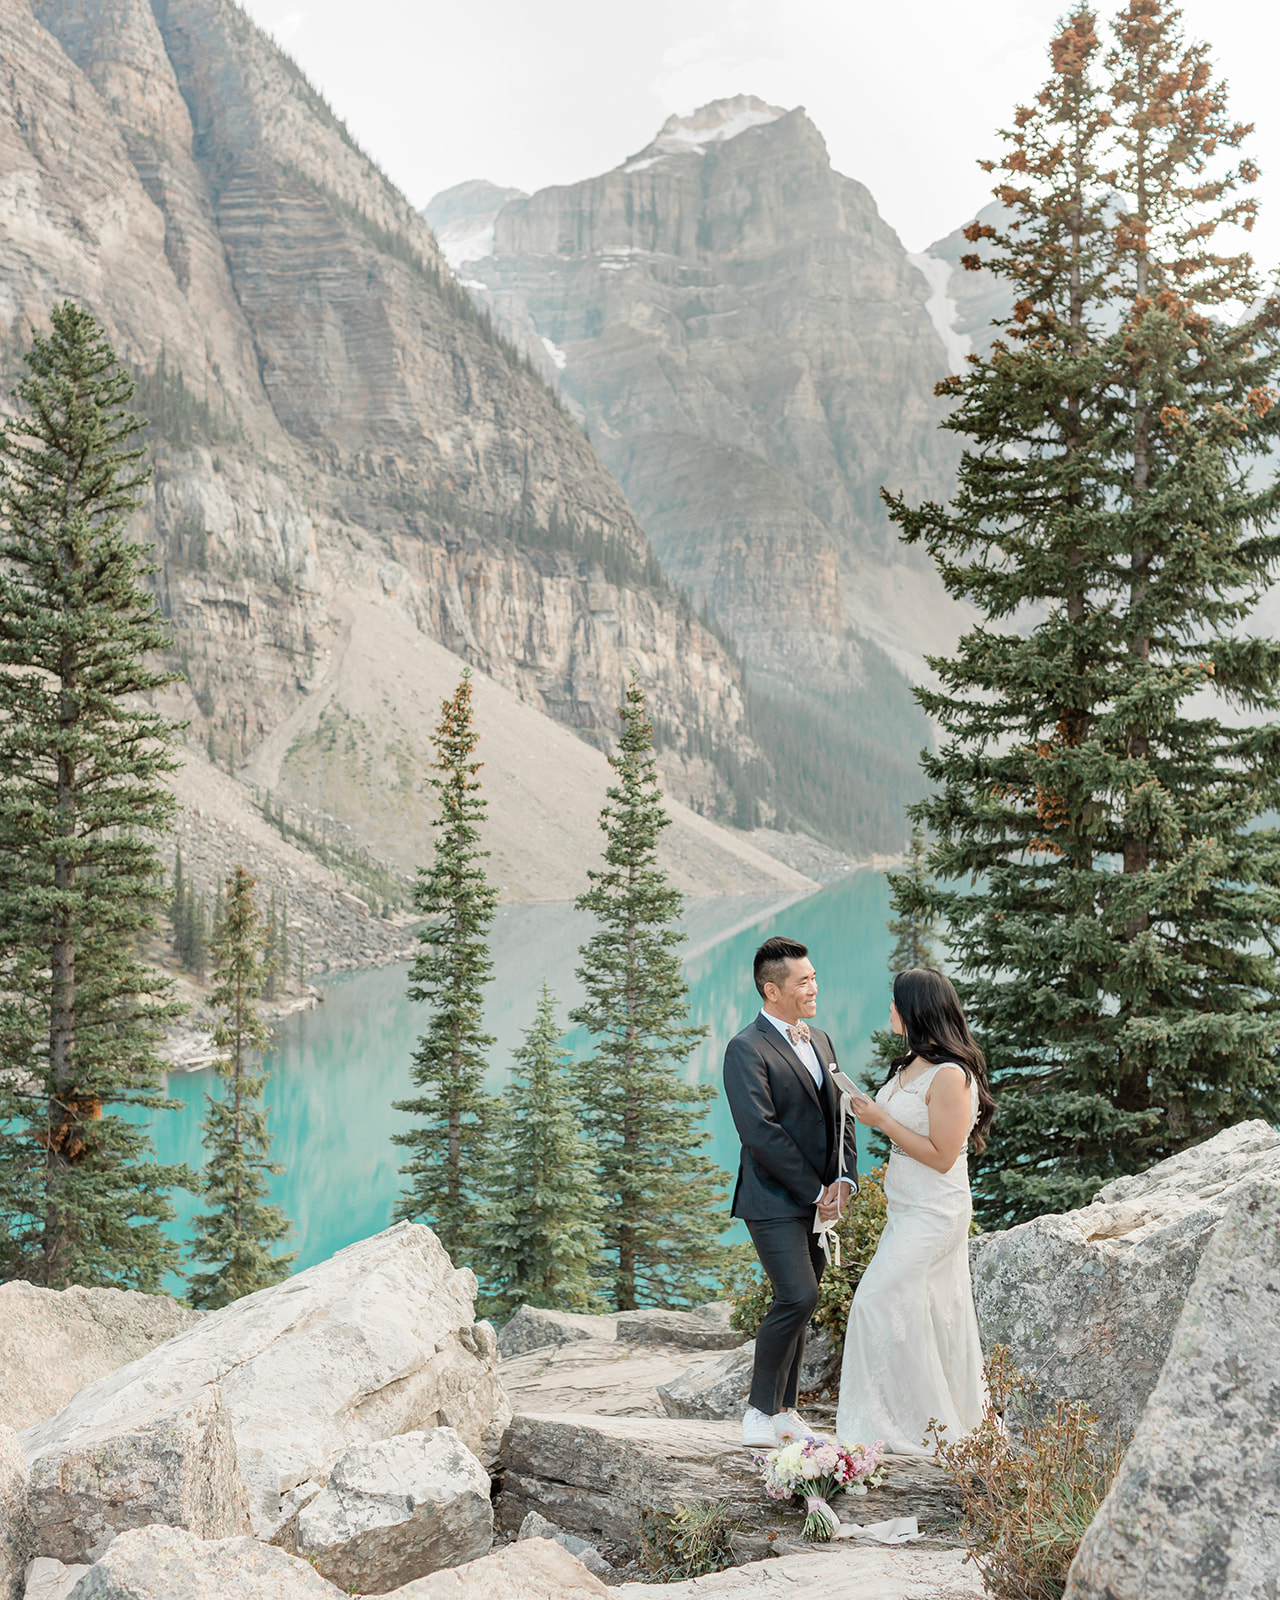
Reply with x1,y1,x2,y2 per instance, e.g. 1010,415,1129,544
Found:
850,1091,886,1129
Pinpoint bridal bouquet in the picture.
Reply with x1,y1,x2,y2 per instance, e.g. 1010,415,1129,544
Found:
756,1437,888,1540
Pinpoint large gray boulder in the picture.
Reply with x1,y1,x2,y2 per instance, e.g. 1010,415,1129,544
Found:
496,1308,617,1360
970,1120,1280,1442
614,1310,743,1352
68,1525,345,1598
1064,1179,1280,1600
0,1427,31,1600
376,1538,607,1599
0,1284,198,1433
293,1429,492,1595
20,1225,510,1542
26,1385,248,1565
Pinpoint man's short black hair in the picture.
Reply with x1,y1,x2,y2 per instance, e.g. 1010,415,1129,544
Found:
754,936,809,999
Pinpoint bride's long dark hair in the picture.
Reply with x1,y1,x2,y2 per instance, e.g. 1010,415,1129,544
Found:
882,967,996,1151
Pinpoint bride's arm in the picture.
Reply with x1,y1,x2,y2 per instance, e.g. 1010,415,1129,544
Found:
850,1067,972,1173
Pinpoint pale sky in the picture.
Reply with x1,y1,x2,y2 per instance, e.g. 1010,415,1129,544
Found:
241,0,1280,276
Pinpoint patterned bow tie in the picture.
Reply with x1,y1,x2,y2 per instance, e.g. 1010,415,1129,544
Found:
787,1021,811,1047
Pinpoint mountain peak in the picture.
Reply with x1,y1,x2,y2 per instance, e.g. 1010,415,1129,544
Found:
636,94,789,164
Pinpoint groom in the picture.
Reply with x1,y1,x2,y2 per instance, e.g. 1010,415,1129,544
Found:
723,936,858,1448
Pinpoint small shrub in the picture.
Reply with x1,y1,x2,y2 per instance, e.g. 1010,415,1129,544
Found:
724,1164,889,1342
928,1345,1122,1600
639,1499,740,1580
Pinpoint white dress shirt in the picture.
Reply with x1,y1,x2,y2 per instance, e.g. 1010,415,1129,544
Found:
759,1010,854,1199
760,1008,823,1088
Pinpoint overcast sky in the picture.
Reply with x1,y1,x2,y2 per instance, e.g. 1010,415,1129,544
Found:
241,0,1280,276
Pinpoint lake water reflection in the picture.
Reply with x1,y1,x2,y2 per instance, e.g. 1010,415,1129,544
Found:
148,870,893,1283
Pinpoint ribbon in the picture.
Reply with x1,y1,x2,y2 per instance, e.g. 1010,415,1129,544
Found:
813,1067,854,1267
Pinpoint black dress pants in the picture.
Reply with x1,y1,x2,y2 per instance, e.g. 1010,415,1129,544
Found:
745,1214,826,1415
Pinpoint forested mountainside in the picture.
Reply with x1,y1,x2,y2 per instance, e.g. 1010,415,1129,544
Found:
0,0,797,893
427,96,979,847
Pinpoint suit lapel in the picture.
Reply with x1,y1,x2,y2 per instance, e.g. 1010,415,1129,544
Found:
754,1015,823,1107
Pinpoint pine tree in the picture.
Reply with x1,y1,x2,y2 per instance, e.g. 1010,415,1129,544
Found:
393,670,498,1264
570,678,727,1309
187,865,295,1308
885,825,939,972
263,889,280,1000
0,302,189,1289
478,985,606,1316
886,5,1280,1226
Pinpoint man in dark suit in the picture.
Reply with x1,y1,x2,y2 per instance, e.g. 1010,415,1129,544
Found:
723,935,858,1448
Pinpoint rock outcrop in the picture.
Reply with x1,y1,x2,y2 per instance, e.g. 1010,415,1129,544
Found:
293,1430,492,1595
68,1525,346,1599
19,1224,510,1542
617,1546,985,1600
494,1414,960,1562
1,0,780,907
969,1120,1280,1442
0,1283,199,1433
657,1327,839,1421
1064,1179,1280,1600
0,1428,30,1600
614,1309,743,1351
496,1308,618,1361
20,1560,88,1600
25,1386,248,1565
516,1512,613,1580
377,1538,607,1600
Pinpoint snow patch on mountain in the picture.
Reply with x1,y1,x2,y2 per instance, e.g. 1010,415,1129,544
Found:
540,335,567,371
908,251,971,374
623,95,788,169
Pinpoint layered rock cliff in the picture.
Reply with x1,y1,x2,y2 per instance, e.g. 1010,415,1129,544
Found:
427,97,976,845
1,0,785,899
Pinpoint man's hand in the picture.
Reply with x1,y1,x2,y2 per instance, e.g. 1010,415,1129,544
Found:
816,1182,845,1223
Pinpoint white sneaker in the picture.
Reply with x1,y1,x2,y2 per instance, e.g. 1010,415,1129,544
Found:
773,1408,816,1443
741,1406,777,1448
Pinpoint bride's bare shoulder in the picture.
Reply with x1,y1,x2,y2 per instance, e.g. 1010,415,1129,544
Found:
924,1062,970,1101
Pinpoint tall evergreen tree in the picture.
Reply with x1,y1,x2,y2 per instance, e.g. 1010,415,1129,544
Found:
887,4,1280,1225
885,825,939,972
187,865,295,1308
570,678,727,1309
478,984,606,1316
0,303,189,1289
393,670,498,1263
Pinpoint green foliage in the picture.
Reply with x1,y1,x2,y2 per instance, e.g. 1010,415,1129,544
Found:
639,1500,740,1580
263,888,291,1000
477,985,606,1317
393,671,498,1264
188,866,295,1308
170,847,210,982
131,348,238,449
571,679,728,1309
746,642,933,854
725,1166,889,1344
256,791,407,913
888,6,1280,1226
0,302,190,1289
928,1346,1122,1600
886,826,939,972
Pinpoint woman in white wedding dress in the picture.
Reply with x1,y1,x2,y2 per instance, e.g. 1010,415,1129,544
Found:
835,967,995,1454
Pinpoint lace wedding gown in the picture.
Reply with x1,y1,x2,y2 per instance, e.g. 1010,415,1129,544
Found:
834,1062,985,1453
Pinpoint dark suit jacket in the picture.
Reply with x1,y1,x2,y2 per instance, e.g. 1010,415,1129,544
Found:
724,1015,860,1220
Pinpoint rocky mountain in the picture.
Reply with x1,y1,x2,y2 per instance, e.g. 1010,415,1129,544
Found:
0,1,811,913
425,96,983,847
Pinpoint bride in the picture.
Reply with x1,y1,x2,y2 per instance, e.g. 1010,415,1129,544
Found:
835,967,995,1454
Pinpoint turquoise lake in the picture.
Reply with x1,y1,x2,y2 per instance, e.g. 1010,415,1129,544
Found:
144,870,894,1286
